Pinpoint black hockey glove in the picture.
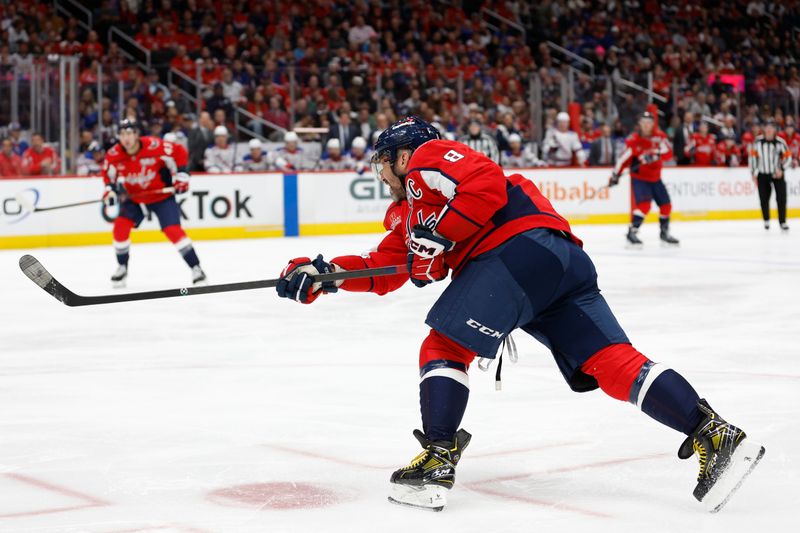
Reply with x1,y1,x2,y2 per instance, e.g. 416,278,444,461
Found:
276,254,339,304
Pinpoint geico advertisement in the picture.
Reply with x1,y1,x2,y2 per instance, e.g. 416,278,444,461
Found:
298,171,395,223
0,174,284,236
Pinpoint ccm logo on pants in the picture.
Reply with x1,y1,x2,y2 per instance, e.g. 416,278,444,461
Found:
466,319,503,338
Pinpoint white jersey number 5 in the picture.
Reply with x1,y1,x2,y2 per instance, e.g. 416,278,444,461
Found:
443,150,464,163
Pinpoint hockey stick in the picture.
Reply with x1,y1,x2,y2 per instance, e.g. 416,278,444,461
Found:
19,254,408,307
15,187,175,213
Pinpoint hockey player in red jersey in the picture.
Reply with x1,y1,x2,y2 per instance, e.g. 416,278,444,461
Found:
275,117,764,512
610,112,679,246
102,119,206,287
687,122,717,166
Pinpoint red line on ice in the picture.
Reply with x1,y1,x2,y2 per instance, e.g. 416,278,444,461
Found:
266,440,586,470
0,473,108,519
465,485,613,519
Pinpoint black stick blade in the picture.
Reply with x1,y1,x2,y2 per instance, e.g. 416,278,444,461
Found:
19,254,77,306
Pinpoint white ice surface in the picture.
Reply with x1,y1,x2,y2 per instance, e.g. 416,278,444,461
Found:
1,220,798,532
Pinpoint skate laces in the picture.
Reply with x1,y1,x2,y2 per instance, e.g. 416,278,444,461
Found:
404,450,431,470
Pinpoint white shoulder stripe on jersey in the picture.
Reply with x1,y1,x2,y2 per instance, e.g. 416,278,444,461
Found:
418,169,457,200
160,155,178,174
420,367,469,389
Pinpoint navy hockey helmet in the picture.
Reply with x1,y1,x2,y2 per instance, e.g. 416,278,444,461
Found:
372,116,440,165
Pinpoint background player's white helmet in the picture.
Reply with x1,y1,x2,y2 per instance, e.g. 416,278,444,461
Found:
284,131,299,143
248,138,262,150
326,138,341,152
557,112,570,123
352,136,367,150
214,125,228,137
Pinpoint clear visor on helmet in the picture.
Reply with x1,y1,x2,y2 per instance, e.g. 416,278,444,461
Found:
370,150,390,181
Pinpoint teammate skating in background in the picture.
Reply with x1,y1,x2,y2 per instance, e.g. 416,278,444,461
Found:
275,116,764,512
102,119,206,288
610,112,679,247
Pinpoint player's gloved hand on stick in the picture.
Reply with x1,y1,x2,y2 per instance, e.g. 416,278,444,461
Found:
173,172,190,194
407,224,454,288
102,184,118,207
608,172,621,187
276,254,339,304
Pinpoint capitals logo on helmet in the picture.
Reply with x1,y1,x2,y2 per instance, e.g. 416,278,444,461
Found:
119,118,140,133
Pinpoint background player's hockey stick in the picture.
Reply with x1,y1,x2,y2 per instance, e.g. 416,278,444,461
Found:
19,254,408,307
15,187,175,213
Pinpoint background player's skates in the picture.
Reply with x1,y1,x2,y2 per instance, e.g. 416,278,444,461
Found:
678,399,765,512
111,265,127,288
660,230,680,246
626,227,643,248
191,265,207,286
388,428,471,511
660,218,680,246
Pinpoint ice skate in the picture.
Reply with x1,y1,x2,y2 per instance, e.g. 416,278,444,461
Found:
678,399,765,513
780,222,789,232
660,229,680,246
111,264,128,288
388,428,471,511
191,265,207,286
763,221,770,230
626,226,643,248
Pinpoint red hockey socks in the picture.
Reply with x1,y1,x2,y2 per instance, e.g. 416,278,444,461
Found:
163,225,200,268
418,330,475,441
112,216,135,265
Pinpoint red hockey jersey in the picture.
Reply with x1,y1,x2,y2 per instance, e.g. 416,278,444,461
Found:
102,136,188,204
614,132,672,182
331,139,581,290
689,132,717,166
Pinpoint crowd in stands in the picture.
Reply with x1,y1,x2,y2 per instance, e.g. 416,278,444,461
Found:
0,0,799,177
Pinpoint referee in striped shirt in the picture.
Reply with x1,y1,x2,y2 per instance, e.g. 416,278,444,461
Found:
459,119,500,163
750,120,792,230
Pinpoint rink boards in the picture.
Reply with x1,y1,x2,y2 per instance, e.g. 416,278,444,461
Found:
1,167,799,248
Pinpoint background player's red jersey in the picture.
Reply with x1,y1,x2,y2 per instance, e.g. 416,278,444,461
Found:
689,132,717,166
332,139,581,285
614,132,672,182
102,136,188,204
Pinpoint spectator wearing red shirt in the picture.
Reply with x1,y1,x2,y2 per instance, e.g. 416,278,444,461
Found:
778,123,800,167
687,122,716,166
170,45,195,76
715,134,742,167
21,133,59,176
81,30,104,58
0,138,22,177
